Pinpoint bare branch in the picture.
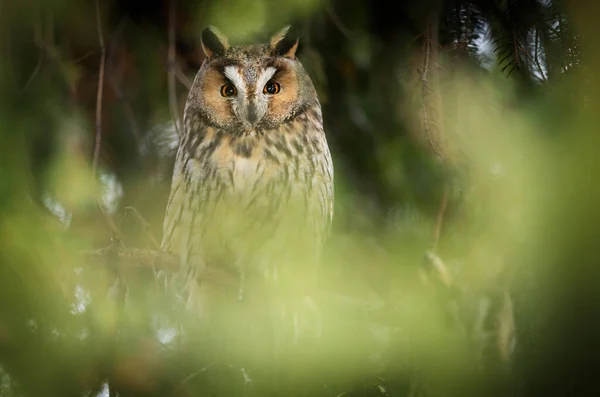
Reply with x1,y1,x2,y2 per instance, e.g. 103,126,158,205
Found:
108,77,143,146
97,199,125,247
107,17,143,147
419,18,450,265
0,0,16,79
325,1,354,39
45,10,54,45
123,206,161,250
420,24,444,160
423,250,453,287
431,184,449,252
85,247,238,287
92,0,107,175
86,248,176,271
21,56,44,92
168,0,181,135
175,67,193,90
21,5,44,92
155,40,194,91
71,49,101,64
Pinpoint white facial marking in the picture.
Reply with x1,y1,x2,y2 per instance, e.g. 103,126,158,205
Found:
256,67,278,95
223,66,247,94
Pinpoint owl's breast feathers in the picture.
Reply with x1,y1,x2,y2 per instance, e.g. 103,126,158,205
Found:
161,104,334,279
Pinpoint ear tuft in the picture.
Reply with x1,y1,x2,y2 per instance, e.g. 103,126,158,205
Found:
201,26,229,58
269,25,299,59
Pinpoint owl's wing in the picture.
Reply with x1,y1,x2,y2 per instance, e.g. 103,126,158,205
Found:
314,135,335,246
161,145,227,270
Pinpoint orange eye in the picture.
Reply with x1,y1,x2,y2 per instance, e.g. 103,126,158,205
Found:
220,84,237,97
263,81,280,95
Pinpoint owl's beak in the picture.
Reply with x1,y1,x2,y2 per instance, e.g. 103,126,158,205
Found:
243,99,264,126
246,102,259,125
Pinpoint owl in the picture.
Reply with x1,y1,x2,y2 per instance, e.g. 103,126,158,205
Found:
161,25,334,328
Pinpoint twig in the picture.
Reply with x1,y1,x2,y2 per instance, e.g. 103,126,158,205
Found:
97,199,125,247
420,24,443,159
408,33,424,46
121,206,161,290
107,17,143,147
86,248,176,270
419,22,450,254
21,6,44,92
45,10,54,45
85,247,239,287
71,49,101,64
175,67,193,90
122,206,161,250
21,56,44,92
92,0,107,175
156,41,194,90
109,77,143,146
167,0,181,135
177,364,214,390
33,12,77,96
431,184,449,252
0,0,17,80
418,20,451,286
421,186,451,289
325,1,354,39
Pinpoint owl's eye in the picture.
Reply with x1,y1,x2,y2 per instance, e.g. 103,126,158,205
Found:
263,81,281,95
220,84,237,97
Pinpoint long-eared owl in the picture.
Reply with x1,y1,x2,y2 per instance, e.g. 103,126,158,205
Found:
161,26,334,320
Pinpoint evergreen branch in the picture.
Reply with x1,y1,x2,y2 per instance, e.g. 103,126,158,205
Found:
533,28,547,81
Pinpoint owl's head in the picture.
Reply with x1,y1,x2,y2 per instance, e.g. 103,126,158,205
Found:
185,26,317,136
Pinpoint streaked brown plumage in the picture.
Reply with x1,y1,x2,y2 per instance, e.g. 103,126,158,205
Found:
161,26,334,324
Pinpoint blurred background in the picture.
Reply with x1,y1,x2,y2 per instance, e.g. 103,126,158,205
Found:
1,0,600,396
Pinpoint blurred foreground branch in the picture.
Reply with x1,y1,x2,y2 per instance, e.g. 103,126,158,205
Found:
85,247,238,287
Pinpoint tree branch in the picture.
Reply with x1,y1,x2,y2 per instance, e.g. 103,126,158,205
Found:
167,0,181,135
325,0,354,39
421,24,444,160
423,250,452,288
21,5,44,92
85,247,238,287
431,184,449,252
175,67,192,90
122,206,160,250
92,0,106,175
107,17,143,147
419,16,451,264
